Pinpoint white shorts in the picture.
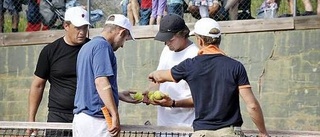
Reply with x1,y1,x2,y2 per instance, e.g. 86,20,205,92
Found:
73,112,111,137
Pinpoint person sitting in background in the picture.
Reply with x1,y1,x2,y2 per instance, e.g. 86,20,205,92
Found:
167,0,185,18
149,0,166,25
188,0,221,19
1,0,23,32
39,0,65,29
288,0,315,16
223,0,254,20
257,0,278,19
188,0,254,21
280,0,315,17
26,0,49,31
120,0,129,16
140,0,152,25
236,0,254,20
223,0,239,20
127,0,140,25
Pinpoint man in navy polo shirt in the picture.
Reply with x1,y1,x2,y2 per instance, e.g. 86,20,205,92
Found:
148,18,270,137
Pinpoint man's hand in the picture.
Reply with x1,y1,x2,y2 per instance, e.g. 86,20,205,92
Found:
119,91,141,104
26,128,38,136
148,70,174,83
153,95,174,107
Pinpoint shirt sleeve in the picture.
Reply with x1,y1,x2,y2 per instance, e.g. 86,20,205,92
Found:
92,44,115,78
34,46,50,79
171,58,192,82
236,63,251,86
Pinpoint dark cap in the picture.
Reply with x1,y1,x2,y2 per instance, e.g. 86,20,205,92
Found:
154,14,188,42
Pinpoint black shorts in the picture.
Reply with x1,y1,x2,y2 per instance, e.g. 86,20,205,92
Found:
46,111,74,137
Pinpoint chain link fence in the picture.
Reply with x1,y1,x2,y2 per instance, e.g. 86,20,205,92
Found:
0,0,318,33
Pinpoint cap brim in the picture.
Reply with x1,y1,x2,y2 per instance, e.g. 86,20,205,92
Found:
154,32,175,42
189,30,195,36
129,30,135,40
72,20,91,27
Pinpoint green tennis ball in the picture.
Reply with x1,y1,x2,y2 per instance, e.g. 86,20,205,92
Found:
149,94,155,102
133,92,143,101
153,90,163,100
148,91,154,99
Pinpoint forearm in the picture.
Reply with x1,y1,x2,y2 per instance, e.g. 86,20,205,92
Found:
28,79,45,122
247,102,268,135
95,77,119,118
240,87,269,136
28,89,43,121
174,97,194,108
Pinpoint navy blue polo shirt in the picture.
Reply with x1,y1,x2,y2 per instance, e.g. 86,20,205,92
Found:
171,54,250,131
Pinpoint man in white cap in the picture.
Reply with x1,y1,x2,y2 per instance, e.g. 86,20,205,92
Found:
73,14,135,137
28,6,90,136
148,18,270,137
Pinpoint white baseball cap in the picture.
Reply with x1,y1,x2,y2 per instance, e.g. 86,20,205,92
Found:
64,6,90,27
190,18,221,38
105,14,135,40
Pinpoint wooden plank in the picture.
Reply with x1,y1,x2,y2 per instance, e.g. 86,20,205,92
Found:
0,25,160,47
218,17,294,33
88,24,160,39
294,15,320,30
2,16,320,47
0,30,65,47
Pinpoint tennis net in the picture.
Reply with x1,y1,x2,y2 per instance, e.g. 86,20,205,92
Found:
0,121,192,137
1,121,320,137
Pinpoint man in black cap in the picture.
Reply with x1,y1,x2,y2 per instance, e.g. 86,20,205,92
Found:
143,14,199,128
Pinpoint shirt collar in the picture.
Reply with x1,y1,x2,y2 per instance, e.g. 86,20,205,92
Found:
198,45,226,55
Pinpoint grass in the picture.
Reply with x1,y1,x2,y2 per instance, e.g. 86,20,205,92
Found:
1,1,318,33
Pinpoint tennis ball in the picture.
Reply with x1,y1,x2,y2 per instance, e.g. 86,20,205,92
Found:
149,94,155,102
133,92,143,101
148,91,154,99
153,90,163,100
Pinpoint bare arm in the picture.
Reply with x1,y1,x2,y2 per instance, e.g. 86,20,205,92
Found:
239,87,269,137
154,96,194,108
95,77,120,136
28,75,46,122
148,70,175,83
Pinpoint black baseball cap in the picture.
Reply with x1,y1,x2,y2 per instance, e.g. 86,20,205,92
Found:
154,14,188,42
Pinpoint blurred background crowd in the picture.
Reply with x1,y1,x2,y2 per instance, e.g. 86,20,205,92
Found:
0,0,319,33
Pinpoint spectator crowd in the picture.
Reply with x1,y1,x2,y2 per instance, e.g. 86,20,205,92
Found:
0,0,320,33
